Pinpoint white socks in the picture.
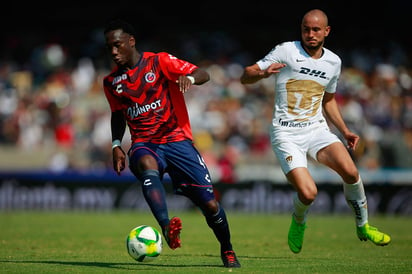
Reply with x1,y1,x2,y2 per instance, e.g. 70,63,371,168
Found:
292,193,311,224
344,177,368,227
292,177,368,227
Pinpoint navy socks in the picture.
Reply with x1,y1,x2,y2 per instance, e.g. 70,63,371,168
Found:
140,169,169,228
205,205,233,252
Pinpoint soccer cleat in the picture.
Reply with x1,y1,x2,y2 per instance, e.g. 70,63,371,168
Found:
288,216,307,253
221,250,241,268
163,216,182,250
356,223,391,246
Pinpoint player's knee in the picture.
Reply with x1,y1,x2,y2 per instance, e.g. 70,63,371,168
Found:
201,199,219,215
138,155,158,170
130,154,159,176
299,188,317,204
342,169,359,184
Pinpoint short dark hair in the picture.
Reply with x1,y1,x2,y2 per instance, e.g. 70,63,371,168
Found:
104,19,136,37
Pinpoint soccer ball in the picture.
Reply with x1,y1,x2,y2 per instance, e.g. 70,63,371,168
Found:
126,225,163,262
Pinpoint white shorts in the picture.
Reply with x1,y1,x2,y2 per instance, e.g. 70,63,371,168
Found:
270,121,342,174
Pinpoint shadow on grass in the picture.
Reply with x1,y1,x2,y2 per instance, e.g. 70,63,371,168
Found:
0,254,228,270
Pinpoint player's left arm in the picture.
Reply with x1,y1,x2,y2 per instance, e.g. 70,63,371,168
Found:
176,68,210,93
322,92,359,150
159,52,210,93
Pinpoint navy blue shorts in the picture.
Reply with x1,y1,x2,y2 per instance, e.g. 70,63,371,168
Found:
128,140,215,203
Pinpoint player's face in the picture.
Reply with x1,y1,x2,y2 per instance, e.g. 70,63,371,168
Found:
301,16,330,51
105,29,136,67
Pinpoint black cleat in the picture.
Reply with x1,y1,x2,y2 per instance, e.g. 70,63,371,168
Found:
221,250,241,268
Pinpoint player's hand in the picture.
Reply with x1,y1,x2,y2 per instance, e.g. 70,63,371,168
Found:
264,63,286,77
345,131,360,150
176,75,194,93
112,146,126,175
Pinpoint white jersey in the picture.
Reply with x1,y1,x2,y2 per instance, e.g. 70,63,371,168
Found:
257,41,341,128
257,41,343,174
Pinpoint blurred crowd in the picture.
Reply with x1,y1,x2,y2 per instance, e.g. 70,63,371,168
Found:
0,28,411,183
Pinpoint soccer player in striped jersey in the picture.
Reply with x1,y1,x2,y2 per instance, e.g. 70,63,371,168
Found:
240,9,390,253
102,19,240,268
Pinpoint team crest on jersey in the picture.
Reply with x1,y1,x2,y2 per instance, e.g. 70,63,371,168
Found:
285,155,293,164
144,72,156,83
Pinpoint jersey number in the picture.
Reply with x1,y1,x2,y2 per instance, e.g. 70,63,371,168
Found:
286,80,324,120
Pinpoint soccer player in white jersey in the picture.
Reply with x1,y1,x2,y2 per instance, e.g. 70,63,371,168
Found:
240,9,390,253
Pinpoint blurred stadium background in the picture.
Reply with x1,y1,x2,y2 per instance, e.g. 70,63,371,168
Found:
0,2,411,214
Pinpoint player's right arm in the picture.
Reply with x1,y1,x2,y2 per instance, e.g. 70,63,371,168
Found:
103,75,127,175
111,110,127,175
240,63,286,84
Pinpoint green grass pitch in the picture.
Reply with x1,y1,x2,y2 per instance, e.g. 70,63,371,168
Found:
0,211,411,273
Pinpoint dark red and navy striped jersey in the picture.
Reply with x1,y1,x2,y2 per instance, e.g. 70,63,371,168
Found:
103,52,198,144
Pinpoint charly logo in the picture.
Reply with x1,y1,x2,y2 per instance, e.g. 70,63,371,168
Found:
144,72,156,83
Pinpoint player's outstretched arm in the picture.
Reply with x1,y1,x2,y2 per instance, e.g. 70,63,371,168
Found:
240,63,286,84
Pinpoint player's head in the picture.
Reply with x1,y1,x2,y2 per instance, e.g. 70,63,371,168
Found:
104,19,137,68
300,9,330,51
104,19,136,37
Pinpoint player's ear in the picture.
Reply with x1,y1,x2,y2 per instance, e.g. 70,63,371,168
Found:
129,35,136,47
324,26,331,37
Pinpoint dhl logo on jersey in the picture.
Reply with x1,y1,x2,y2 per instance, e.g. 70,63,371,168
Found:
298,67,328,80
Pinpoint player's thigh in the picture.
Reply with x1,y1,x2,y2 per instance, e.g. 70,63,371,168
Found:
316,142,359,183
165,141,212,184
128,143,166,178
165,141,216,204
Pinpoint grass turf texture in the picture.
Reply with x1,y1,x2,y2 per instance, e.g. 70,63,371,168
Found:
0,211,410,273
